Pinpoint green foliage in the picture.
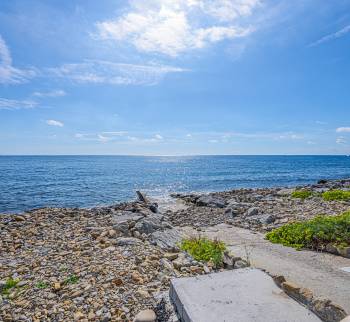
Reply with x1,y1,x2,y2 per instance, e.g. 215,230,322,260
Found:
291,190,313,200
1,278,20,296
179,237,227,266
322,190,350,201
36,281,49,289
266,212,350,250
64,274,79,285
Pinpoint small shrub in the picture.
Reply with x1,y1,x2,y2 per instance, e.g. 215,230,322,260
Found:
266,212,350,250
1,278,20,296
322,190,350,201
179,237,226,266
291,190,312,200
64,274,79,285
36,281,49,289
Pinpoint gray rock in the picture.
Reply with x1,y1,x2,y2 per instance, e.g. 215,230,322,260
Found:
224,208,238,218
116,237,142,246
196,195,226,208
151,229,182,251
134,214,164,235
112,211,144,224
246,207,259,217
234,259,250,269
172,253,193,269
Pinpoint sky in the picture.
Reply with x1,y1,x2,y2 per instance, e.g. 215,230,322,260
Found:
0,0,350,155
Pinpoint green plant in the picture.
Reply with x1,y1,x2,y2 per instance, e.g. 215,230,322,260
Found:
36,281,49,289
64,274,79,285
291,190,313,200
266,211,350,251
322,190,350,201
179,237,227,266
1,278,20,296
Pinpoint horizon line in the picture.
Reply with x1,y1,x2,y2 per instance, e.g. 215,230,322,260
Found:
0,154,349,157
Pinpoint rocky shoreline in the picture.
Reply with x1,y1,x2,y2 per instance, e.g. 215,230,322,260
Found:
1,178,350,321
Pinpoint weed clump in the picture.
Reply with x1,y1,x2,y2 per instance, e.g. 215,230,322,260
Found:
291,190,313,200
322,190,350,201
179,237,226,266
64,274,79,285
1,278,20,296
266,212,350,250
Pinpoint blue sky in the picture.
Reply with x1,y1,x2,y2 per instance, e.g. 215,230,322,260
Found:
0,0,350,155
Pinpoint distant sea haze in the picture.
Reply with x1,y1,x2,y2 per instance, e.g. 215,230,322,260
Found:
0,155,349,213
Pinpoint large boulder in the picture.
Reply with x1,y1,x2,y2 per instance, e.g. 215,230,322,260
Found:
150,229,183,251
134,214,164,235
196,195,226,208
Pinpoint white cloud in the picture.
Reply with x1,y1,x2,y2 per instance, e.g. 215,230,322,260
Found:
0,98,38,110
336,137,347,145
0,35,37,84
310,25,350,47
46,119,64,127
33,90,66,97
154,134,163,140
336,127,350,133
96,0,258,56
48,60,187,85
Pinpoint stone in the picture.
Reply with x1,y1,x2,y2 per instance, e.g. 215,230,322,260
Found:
150,229,182,251
234,259,249,269
196,195,226,208
282,281,301,299
53,282,61,291
222,251,236,269
246,207,259,217
136,289,150,299
164,253,179,261
336,246,350,258
172,253,192,270
312,299,347,322
14,215,26,222
116,237,142,246
325,244,339,255
74,311,85,320
133,309,157,322
134,214,164,235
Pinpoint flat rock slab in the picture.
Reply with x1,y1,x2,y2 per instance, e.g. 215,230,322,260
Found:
170,268,320,322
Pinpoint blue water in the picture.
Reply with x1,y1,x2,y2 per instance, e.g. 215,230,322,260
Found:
0,155,349,213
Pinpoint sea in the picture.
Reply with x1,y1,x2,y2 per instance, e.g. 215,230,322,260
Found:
0,155,349,213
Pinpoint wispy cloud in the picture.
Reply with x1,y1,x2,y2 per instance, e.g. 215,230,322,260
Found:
96,0,259,57
33,90,66,97
0,98,38,110
0,35,37,84
336,127,350,133
47,60,187,85
46,119,64,127
336,136,347,145
309,25,350,47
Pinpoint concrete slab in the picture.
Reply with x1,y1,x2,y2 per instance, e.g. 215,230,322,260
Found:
170,268,321,322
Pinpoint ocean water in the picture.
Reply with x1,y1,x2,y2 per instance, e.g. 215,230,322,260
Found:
0,155,349,213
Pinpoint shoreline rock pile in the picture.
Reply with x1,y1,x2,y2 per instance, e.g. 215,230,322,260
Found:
0,198,243,321
169,178,350,232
